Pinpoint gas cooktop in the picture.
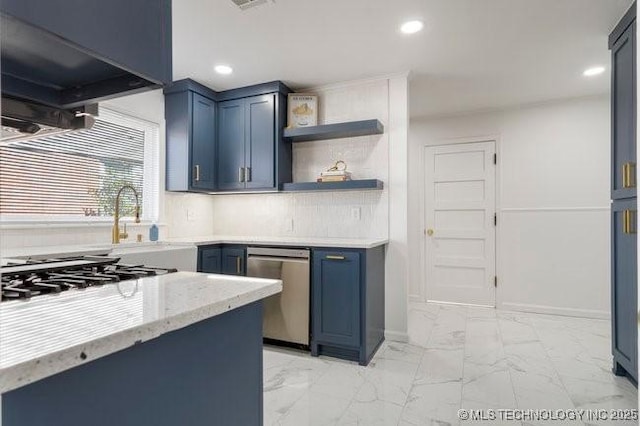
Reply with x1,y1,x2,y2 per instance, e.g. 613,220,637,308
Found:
0,256,177,302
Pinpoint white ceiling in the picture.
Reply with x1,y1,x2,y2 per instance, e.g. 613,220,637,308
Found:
172,0,634,118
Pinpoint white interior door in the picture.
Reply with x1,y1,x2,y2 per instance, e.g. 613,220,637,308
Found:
424,141,496,306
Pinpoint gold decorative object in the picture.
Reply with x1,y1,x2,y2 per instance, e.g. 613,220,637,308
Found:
317,160,352,182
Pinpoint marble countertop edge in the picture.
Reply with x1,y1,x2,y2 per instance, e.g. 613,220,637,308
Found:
0,278,282,394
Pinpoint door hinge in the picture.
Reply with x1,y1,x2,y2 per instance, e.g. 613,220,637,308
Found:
493,153,497,165
494,276,498,287
494,213,497,226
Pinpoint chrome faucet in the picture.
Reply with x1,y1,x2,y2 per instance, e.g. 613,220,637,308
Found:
112,185,140,244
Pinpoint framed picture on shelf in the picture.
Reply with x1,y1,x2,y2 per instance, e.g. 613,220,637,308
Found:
287,93,318,128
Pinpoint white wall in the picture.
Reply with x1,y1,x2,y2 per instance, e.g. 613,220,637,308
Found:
409,96,611,318
0,90,215,252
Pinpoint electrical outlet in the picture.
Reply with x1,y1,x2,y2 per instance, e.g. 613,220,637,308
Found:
186,208,195,222
351,207,361,221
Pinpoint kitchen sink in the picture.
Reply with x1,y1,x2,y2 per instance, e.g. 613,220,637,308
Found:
92,242,198,271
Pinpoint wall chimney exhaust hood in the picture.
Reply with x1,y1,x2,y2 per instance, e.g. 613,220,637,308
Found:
1,0,172,110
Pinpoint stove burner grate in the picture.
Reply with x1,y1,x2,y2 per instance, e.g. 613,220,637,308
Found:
1,256,178,302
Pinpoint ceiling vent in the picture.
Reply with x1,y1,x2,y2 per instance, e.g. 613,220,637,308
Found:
231,0,272,11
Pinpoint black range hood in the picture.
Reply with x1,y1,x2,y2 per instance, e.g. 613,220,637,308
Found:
1,96,97,142
0,0,172,110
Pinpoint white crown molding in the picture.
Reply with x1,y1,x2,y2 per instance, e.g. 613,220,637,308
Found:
301,71,411,92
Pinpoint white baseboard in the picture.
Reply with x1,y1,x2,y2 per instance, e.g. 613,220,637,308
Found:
500,302,610,320
385,329,409,343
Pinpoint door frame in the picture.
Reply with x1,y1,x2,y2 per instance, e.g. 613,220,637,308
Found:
418,135,502,307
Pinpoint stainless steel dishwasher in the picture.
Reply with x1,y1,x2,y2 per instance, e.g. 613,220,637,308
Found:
246,247,310,347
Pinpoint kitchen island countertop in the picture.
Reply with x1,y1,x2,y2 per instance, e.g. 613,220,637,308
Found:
0,272,281,393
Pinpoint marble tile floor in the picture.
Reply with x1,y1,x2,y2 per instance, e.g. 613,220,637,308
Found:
263,302,638,426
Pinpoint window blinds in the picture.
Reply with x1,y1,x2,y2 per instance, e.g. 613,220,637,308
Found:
0,108,159,221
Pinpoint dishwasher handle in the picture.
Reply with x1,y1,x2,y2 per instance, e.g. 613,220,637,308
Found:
246,247,310,259
247,255,309,264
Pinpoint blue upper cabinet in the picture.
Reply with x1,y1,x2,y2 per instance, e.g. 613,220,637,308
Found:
1,0,172,108
218,94,276,191
217,99,247,191
191,94,217,191
165,82,218,192
245,95,276,190
165,79,292,193
610,14,636,200
216,84,292,192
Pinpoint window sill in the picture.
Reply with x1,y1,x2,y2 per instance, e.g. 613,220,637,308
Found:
0,221,166,230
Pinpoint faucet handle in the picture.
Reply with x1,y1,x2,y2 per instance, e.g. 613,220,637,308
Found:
119,223,129,240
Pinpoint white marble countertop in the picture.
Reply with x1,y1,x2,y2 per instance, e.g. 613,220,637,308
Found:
0,237,388,261
166,235,389,249
0,272,282,393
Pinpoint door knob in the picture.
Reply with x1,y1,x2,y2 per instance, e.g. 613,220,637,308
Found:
426,229,434,236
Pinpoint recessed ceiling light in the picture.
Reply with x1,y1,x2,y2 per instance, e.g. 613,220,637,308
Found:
583,66,605,77
400,20,424,35
214,65,233,75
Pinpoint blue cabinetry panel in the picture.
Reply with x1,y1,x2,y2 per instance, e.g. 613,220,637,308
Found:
165,91,216,192
222,246,246,276
218,95,277,191
311,246,385,365
611,199,638,381
165,79,291,194
611,21,637,200
313,250,361,348
191,93,217,191
198,246,222,274
246,95,276,190
217,99,246,191
610,4,638,386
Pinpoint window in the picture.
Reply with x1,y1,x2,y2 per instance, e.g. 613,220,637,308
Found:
0,108,159,222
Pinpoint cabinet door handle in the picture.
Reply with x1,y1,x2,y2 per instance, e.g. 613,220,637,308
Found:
236,257,241,274
325,255,345,260
623,162,636,189
238,167,245,183
194,165,201,182
623,209,637,234
245,167,251,182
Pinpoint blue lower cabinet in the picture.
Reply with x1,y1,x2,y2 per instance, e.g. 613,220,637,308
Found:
222,246,246,276
311,246,385,366
198,246,222,274
611,199,638,382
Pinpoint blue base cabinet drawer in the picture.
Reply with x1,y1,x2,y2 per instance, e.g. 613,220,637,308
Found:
311,246,385,366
